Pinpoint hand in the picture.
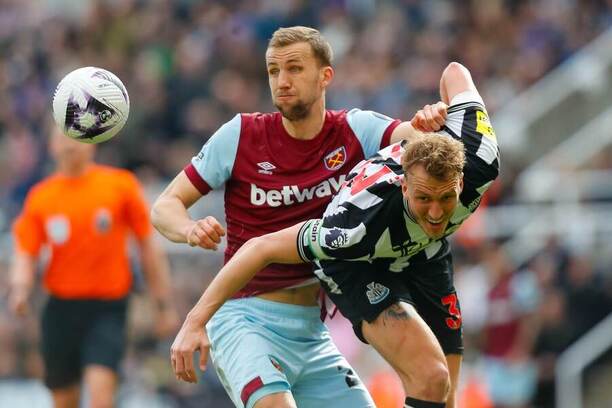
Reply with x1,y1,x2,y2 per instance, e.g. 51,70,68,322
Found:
410,101,448,132
9,287,29,317
170,318,211,383
184,216,226,250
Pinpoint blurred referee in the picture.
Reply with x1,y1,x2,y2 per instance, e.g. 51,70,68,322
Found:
8,127,178,408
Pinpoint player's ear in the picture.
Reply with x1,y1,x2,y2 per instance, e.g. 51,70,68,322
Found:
400,176,410,198
321,66,334,88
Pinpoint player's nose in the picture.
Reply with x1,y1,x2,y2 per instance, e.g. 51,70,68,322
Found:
277,70,291,88
428,203,444,220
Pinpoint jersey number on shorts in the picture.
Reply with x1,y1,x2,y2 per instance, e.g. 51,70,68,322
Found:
441,293,462,330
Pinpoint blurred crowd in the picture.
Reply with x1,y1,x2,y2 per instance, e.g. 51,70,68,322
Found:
1,0,612,407
1,0,611,223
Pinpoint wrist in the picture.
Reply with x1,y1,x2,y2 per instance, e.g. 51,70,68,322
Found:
181,222,196,245
185,310,207,327
10,283,31,296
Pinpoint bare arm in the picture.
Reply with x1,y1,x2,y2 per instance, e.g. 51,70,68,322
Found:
439,62,478,105
139,236,171,303
363,64,476,148
138,235,180,337
185,222,304,327
151,171,225,250
389,121,421,144
170,222,304,382
9,250,37,316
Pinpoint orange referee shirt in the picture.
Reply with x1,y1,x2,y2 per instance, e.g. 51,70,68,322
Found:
12,164,152,300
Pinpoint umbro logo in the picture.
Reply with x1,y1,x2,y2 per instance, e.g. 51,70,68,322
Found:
257,161,276,175
366,282,390,304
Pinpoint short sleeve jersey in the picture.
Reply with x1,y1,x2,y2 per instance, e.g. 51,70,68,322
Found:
12,165,152,299
297,91,500,272
184,109,400,297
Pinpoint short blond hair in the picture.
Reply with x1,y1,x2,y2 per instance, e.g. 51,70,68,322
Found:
402,133,465,180
268,26,333,67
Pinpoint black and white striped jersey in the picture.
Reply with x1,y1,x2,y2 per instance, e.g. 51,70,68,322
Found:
297,91,500,271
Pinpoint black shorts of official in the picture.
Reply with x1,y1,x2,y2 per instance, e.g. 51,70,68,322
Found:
41,296,128,389
316,253,463,355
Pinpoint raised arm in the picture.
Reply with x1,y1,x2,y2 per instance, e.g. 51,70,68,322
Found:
393,63,478,143
439,61,478,104
170,222,305,383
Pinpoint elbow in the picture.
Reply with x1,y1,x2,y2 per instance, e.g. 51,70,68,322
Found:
150,202,162,231
444,61,466,73
242,236,276,266
150,197,171,234
243,235,268,254
443,62,469,81
440,61,475,104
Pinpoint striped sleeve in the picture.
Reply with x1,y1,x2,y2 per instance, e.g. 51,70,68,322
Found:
441,90,500,212
297,217,372,262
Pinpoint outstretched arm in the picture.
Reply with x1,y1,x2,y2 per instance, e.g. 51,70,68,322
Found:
170,222,305,383
392,63,479,144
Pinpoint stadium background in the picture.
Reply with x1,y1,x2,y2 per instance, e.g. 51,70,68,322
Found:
0,0,611,407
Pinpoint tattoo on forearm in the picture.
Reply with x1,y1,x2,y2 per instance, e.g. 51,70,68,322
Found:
383,303,411,325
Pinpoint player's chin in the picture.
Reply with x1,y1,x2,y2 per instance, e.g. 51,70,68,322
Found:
423,221,448,239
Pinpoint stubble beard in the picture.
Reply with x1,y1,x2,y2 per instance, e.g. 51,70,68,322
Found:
275,99,312,122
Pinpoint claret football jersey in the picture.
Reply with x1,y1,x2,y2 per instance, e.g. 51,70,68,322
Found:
185,109,400,297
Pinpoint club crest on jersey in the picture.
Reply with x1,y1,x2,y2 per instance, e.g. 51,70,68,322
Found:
257,161,276,175
366,282,390,304
94,208,112,233
324,146,346,171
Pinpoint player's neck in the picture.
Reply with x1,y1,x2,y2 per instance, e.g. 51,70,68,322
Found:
57,162,92,178
281,101,326,140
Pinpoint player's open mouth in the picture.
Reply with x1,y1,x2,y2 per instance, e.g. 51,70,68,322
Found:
426,219,444,225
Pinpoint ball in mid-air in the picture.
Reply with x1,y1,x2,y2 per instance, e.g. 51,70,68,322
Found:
52,66,130,144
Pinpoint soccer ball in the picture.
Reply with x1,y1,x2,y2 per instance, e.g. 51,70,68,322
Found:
52,66,130,144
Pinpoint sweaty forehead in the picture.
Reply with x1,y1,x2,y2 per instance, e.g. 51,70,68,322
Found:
266,43,313,65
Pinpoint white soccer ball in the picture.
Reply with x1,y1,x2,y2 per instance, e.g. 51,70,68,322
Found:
52,66,130,144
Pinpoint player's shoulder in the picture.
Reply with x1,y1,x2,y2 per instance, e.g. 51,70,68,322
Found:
24,175,58,201
233,112,278,138
240,111,277,124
